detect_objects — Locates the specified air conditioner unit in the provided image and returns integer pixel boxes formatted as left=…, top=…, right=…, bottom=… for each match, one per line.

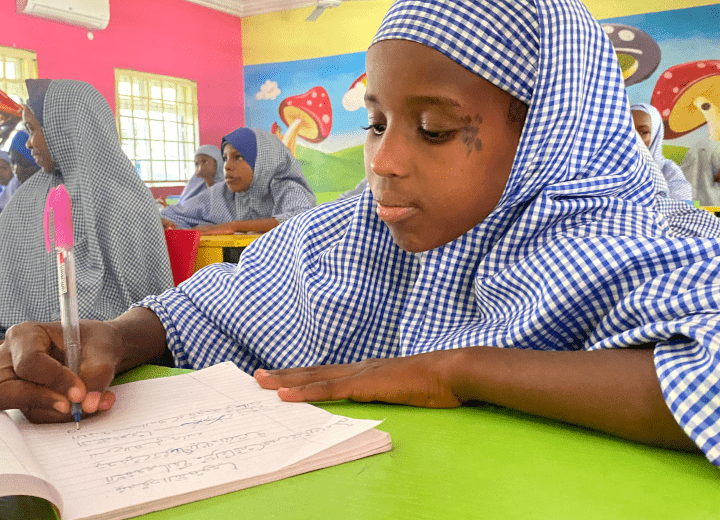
left=16, top=0, right=110, bottom=31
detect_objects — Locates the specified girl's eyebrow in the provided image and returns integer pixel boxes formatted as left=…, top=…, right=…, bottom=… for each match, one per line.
left=364, top=93, right=462, bottom=109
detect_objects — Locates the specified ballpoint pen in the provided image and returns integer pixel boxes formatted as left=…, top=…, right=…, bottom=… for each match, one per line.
left=44, top=184, right=82, bottom=430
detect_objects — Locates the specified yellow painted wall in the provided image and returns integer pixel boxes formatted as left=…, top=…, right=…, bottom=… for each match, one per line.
left=242, top=0, right=719, bottom=65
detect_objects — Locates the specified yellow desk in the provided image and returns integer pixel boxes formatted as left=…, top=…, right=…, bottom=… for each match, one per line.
left=700, top=205, right=720, bottom=217
left=193, top=234, right=262, bottom=272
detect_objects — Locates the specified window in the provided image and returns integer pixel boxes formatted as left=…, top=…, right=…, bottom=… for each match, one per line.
left=0, top=46, right=38, bottom=146
left=115, top=69, right=199, bottom=186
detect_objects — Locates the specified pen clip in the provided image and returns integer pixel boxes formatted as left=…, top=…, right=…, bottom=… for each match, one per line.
left=44, top=184, right=75, bottom=252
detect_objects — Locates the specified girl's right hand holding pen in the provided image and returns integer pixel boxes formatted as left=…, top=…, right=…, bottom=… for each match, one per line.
left=0, top=320, right=118, bottom=423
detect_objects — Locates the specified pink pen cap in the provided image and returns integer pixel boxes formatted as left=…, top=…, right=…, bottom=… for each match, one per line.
left=44, top=184, right=75, bottom=251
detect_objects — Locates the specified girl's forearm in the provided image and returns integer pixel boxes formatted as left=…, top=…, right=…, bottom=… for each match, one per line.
left=108, top=307, right=169, bottom=374
left=448, top=346, right=697, bottom=450
left=229, top=218, right=279, bottom=233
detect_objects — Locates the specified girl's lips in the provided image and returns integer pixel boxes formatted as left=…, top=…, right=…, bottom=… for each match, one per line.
left=376, top=203, right=413, bottom=223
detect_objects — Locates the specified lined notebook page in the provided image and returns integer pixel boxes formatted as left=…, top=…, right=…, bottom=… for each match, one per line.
left=12, top=362, right=385, bottom=520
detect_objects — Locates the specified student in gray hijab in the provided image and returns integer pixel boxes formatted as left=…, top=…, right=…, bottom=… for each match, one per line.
left=177, top=145, right=225, bottom=204
left=161, top=127, right=316, bottom=234
left=0, top=79, right=173, bottom=337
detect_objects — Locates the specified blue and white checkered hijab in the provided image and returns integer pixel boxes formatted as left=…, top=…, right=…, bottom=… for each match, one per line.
left=0, top=79, right=173, bottom=335
left=138, top=0, right=720, bottom=466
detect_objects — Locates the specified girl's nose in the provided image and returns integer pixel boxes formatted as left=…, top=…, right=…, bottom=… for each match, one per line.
left=369, top=127, right=410, bottom=179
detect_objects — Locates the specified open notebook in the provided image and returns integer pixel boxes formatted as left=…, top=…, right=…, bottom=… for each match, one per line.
left=0, top=362, right=392, bottom=520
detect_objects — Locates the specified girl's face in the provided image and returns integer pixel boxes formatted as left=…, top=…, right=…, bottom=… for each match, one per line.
left=195, top=153, right=218, bottom=186
left=364, top=40, right=524, bottom=252
left=22, top=106, right=56, bottom=173
left=0, top=159, right=12, bottom=185
left=632, top=110, right=653, bottom=148
left=223, top=143, right=254, bottom=193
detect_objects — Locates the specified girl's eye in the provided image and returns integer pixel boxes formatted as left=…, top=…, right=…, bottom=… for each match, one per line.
left=421, top=128, right=456, bottom=143
left=362, top=124, right=385, bottom=136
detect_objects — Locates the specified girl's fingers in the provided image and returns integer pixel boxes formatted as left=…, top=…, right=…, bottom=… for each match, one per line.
left=276, top=377, right=358, bottom=403
left=254, top=363, right=364, bottom=389
left=12, top=345, right=86, bottom=402
left=0, top=379, right=72, bottom=422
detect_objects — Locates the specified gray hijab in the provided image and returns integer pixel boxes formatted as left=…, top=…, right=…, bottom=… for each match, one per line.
left=0, top=79, right=173, bottom=336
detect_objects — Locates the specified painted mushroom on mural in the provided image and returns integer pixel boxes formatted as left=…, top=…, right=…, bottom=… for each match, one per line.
left=271, top=86, right=332, bottom=157
left=602, top=23, right=661, bottom=87
left=651, top=60, right=720, bottom=141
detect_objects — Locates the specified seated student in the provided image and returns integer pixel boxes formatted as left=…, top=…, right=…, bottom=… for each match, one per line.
left=160, top=127, right=316, bottom=235
left=178, top=145, right=225, bottom=204
left=631, top=103, right=692, bottom=201
left=0, top=150, right=12, bottom=195
left=155, top=145, right=224, bottom=208
left=4, top=0, right=720, bottom=470
left=0, top=78, right=173, bottom=337
left=680, top=132, right=720, bottom=206
left=0, top=131, right=41, bottom=212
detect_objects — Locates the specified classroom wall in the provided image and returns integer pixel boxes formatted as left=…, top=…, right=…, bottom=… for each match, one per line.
left=241, top=0, right=720, bottom=65
left=0, top=0, right=244, bottom=151
left=241, top=0, right=720, bottom=203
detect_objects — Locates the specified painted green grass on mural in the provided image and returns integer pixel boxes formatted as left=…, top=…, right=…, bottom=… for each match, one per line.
left=662, top=145, right=688, bottom=166
left=296, top=144, right=365, bottom=194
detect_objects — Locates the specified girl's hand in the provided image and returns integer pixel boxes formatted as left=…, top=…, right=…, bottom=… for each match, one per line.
left=0, top=321, right=120, bottom=423
left=254, top=350, right=464, bottom=408
left=161, top=218, right=177, bottom=230
left=194, top=222, right=239, bottom=235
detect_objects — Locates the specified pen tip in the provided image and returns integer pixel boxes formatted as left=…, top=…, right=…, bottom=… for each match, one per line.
left=76, top=422, right=80, bottom=430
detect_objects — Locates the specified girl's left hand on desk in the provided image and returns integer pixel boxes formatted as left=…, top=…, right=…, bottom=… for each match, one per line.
left=254, top=351, right=464, bottom=408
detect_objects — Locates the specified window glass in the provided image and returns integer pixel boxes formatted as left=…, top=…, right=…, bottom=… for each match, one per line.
left=115, top=69, right=199, bottom=186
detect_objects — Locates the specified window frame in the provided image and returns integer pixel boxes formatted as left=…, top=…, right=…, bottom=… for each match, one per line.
left=0, top=46, right=38, bottom=147
left=114, top=69, right=200, bottom=187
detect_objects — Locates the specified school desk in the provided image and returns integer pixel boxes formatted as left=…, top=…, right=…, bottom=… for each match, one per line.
left=2, top=364, right=718, bottom=520
left=193, top=234, right=262, bottom=272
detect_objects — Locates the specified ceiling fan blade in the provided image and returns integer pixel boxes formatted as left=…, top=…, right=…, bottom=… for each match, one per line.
left=305, top=5, right=328, bottom=21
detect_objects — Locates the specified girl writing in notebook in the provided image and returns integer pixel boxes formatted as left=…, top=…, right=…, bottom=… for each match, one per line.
left=160, top=127, right=316, bottom=235
left=3, top=0, right=720, bottom=468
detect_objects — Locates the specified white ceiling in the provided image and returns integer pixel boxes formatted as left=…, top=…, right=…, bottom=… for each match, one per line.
left=183, top=0, right=339, bottom=17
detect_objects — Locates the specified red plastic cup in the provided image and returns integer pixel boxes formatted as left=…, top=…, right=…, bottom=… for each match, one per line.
left=164, top=229, right=201, bottom=286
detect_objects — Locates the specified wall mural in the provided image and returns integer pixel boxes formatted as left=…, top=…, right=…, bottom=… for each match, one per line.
left=602, top=4, right=720, bottom=206
left=244, top=4, right=720, bottom=205
left=244, top=52, right=368, bottom=202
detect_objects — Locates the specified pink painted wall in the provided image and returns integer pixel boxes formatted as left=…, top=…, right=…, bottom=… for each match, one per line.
left=0, top=0, right=244, bottom=154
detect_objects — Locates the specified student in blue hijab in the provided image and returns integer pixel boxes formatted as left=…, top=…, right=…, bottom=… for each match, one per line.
left=0, top=131, right=40, bottom=212
left=4, top=0, right=720, bottom=470
left=161, top=127, right=316, bottom=234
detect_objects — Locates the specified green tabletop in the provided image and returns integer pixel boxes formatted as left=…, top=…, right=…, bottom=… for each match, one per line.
left=2, top=364, right=718, bottom=520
